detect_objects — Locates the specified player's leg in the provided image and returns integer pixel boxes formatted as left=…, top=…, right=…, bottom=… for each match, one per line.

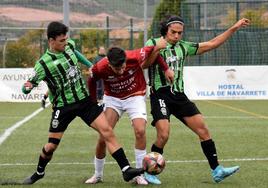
left=183, top=114, right=220, bottom=167
left=183, top=111, right=239, bottom=183
left=126, top=96, right=147, bottom=167
left=146, top=93, right=171, bottom=184
left=85, top=107, right=119, bottom=184
left=126, top=95, right=148, bottom=185
left=81, top=98, right=143, bottom=182
left=131, top=118, right=148, bottom=185
left=149, top=91, right=171, bottom=154
left=23, top=107, right=75, bottom=184
left=153, top=119, right=170, bottom=151
left=143, top=119, right=169, bottom=185
left=91, top=112, right=144, bottom=182
left=132, top=118, right=147, bottom=166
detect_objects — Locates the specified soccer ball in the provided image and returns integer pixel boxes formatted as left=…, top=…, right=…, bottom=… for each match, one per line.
left=142, top=152, right=165, bottom=175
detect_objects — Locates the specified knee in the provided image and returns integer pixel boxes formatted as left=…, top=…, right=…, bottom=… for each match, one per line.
left=45, top=143, right=58, bottom=153
left=157, top=131, right=169, bottom=144
left=42, top=143, right=58, bottom=159
left=100, top=125, right=116, bottom=142
left=99, top=123, right=113, bottom=135
left=134, top=127, right=146, bottom=140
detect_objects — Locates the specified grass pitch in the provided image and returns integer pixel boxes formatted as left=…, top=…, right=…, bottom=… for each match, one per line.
left=0, top=100, right=268, bottom=187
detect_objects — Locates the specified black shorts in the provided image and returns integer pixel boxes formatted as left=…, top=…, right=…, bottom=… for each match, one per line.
left=49, top=97, right=103, bottom=132
left=150, top=86, right=200, bottom=126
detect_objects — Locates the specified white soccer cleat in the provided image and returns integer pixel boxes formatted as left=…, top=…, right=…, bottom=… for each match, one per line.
left=134, top=175, right=148, bottom=185
left=85, top=175, right=103, bottom=184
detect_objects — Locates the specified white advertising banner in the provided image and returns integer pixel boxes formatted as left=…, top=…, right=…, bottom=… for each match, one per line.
left=1, top=66, right=268, bottom=102
left=0, top=68, right=48, bottom=102
left=184, top=66, right=268, bottom=100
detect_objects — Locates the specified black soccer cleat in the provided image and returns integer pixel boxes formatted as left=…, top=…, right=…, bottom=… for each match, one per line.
left=122, top=167, right=144, bottom=182
left=23, top=172, right=45, bottom=185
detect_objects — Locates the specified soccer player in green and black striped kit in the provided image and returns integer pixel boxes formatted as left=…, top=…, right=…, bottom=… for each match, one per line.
left=22, top=21, right=143, bottom=184
left=145, top=16, right=250, bottom=184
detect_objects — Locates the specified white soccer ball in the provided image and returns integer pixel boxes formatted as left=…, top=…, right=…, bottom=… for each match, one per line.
left=142, top=152, right=165, bottom=175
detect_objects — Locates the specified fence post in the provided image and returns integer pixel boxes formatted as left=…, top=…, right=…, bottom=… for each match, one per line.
left=106, top=16, right=110, bottom=49
left=2, top=38, right=7, bottom=68
left=197, top=3, right=201, bottom=65
left=96, top=32, right=99, bottom=49
left=143, top=0, right=148, bottom=45
left=63, top=0, right=70, bottom=37
left=236, top=2, right=240, bottom=21
left=129, top=18, right=133, bottom=50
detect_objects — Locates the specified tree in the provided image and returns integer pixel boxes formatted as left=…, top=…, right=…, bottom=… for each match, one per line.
left=242, top=6, right=268, bottom=28
left=79, top=29, right=106, bottom=60
left=224, top=6, right=268, bottom=28
left=5, top=29, right=45, bottom=68
left=150, top=0, right=185, bottom=37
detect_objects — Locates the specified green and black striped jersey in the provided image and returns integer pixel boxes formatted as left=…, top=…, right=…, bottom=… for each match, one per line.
left=146, top=38, right=198, bottom=93
left=27, top=39, right=89, bottom=107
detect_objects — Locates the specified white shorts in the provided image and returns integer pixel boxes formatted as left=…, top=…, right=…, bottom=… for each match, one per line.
left=103, top=95, right=147, bottom=121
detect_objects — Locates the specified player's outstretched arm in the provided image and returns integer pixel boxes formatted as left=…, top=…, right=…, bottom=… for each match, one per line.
left=197, top=18, right=250, bottom=55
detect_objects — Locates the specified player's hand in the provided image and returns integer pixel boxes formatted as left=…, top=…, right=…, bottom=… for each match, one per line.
left=155, top=37, right=167, bottom=50
left=165, top=69, right=174, bottom=84
left=24, top=81, right=33, bottom=91
left=234, top=18, right=250, bottom=30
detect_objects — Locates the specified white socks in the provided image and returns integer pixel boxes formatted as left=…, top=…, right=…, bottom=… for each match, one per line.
left=94, top=156, right=105, bottom=177
left=94, top=149, right=146, bottom=177
left=135, top=149, right=146, bottom=168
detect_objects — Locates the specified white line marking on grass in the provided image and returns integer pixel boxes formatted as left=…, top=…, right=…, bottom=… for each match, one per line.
left=121, top=115, right=261, bottom=120
left=205, top=101, right=268, bottom=119
left=0, top=114, right=264, bottom=120
left=1, top=157, right=268, bottom=166
left=0, top=105, right=48, bottom=145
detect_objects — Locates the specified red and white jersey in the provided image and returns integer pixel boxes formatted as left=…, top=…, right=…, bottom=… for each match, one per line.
left=88, top=46, right=155, bottom=99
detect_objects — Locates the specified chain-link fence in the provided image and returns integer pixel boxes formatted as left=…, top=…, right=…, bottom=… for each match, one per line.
left=180, top=0, right=268, bottom=66
left=0, top=0, right=267, bottom=68
left=0, top=0, right=161, bottom=67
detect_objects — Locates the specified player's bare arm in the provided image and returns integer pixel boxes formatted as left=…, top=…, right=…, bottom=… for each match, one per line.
left=142, top=37, right=167, bottom=69
left=197, top=18, right=250, bottom=55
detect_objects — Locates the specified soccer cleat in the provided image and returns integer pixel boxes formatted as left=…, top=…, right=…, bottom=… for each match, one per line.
left=212, top=165, right=240, bottom=183
left=23, top=172, right=45, bottom=185
left=134, top=175, right=148, bottom=185
left=122, top=167, right=144, bottom=182
left=85, top=175, right=103, bottom=184
left=144, top=172, right=161, bottom=185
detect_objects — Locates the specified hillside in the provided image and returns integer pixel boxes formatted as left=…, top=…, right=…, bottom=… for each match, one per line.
left=0, top=0, right=160, bottom=28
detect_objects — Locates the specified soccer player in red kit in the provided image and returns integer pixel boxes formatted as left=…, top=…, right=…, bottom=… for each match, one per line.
left=85, top=38, right=173, bottom=185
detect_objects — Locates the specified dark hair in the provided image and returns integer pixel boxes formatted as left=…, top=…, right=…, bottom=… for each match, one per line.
left=107, top=47, right=126, bottom=67
left=47, top=21, right=68, bottom=39
left=160, top=15, right=184, bottom=37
